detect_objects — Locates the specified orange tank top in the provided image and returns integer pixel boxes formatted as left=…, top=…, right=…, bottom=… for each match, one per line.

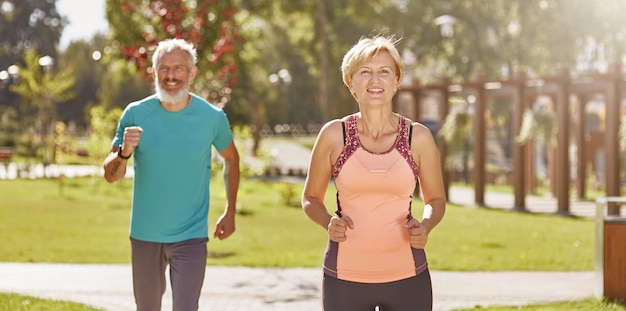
left=323, top=114, right=427, bottom=283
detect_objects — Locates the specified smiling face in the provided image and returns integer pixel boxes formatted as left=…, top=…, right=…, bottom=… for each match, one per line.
left=348, top=50, right=398, bottom=106
left=153, top=48, right=197, bottom=105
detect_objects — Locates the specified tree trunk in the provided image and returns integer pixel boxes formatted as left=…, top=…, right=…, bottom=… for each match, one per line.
left=315, top=0, right=330, bottom=121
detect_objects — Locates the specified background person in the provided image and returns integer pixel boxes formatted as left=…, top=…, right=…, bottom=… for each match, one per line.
left=103, top=38, right=240, bottom=311
left=301, top=34, right=446, bottom=311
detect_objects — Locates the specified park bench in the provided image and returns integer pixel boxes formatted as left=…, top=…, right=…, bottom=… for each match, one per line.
left=0, top=147, right=13, bottom=164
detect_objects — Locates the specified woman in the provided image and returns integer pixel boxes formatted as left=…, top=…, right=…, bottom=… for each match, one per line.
left=301, top=35, right=446, bottom=311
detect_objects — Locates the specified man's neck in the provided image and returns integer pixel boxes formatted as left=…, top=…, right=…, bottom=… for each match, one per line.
left=160, top=94, right=191, bottom=112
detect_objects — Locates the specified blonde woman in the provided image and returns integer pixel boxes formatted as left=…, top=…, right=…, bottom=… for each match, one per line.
left=302, top=35, right=446, bottom=310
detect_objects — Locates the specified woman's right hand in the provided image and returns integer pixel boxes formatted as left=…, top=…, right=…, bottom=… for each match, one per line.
left=328, top=215, right=354, bottom=242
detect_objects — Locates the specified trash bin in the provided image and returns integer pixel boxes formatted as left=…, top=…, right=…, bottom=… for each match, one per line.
left=596, top=197, right=626, bottom=304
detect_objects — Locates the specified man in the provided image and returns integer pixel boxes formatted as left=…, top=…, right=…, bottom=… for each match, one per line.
left=103, top=38, right=240, bottom=311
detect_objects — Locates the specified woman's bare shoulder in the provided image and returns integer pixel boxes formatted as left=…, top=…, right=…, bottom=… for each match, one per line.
left=319, top=118, right=346, bottom=137
left=314, top=118, right=348, bottom=148
left=408, top=119, right=437, bottom=144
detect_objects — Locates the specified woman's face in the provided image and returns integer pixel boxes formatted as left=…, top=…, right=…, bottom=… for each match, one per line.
left=349, top=50, right=398, bottom=106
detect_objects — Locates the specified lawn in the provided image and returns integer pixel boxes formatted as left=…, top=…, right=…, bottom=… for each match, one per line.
left=0, top=176, right=617, bottom=311
left=0, top=177, right=595, bottom=270
left=0, top=293, right=103, bottom=311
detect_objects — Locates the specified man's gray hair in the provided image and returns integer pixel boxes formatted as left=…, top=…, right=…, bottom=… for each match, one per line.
left=152, top=38, right=197, bottom=68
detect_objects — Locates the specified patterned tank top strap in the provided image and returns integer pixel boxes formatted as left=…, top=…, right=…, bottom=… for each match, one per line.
left=395, top=116, right=419, bottom=180
left=332, top=114, right=360, bottom=178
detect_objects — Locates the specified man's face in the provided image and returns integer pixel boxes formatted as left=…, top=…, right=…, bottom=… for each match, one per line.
left=153, top=49, right=197, bottom=103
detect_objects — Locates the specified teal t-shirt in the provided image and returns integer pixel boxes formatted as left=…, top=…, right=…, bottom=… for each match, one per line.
left=112, top=93, right=233, bottom=243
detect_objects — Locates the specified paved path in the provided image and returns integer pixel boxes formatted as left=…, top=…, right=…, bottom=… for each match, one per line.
left=0, top=263, right=596, bottom=311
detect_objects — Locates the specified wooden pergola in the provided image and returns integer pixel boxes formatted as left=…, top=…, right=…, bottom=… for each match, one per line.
left=401, top=63, right=626, bottom=215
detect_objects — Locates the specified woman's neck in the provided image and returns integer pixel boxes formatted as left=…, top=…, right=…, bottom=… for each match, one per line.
left=357, top=109, right=397, bottom=138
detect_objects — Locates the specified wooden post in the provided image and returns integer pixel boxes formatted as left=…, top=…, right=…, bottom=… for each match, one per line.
left=525, top=94, right=537, bottom=194
left=554, top=67, right=571, bottom=215
left=438, top=77, right=451, bottom=200
left=471, top=72, right=487, bottom=206
left=604, top=63, right=622, bottom=215
left=603, top=219, right=626, bottom=303
left=510, top=70, right=528, bottom=211
left=575, top=94, right=587, bottom=200
left=412, top=77, right=422, bottom=122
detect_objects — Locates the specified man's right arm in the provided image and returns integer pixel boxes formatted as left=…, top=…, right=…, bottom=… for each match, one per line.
left=103, top=125, right=142, bottom=183
left=103, top=146, right=128, bottom=183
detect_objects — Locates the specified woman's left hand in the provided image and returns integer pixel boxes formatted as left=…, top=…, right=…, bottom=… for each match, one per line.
left=406, top=218, right=428, bottom=249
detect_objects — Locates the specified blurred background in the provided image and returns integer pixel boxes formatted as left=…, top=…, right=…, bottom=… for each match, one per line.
left=1, top=0, right=625, bottom=195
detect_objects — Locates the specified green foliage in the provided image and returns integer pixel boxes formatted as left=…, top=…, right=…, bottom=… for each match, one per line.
left=279, top=182, right=299, bottom=207
left=10, top=48, right=75, bottom=108
left=438, top=108, right=473, bottom=155
left=0, top=292, right=103, bottom=311
left=57, top=39, right=110, bottom=126
left=0, top=0, right=65, bottom=123
left=4, top=0, right=626, bottom=138
left=106, top=0, right=240, bottom=106
left=232, top=9, right=321, bottom=127
left=231, top=126, right=271, bottom=176
left=0, top=178, right=595, bottom=271
left=619, top=115, right=626, bottom=153
left=517, top=109, right=556, bottom=146
left=54, top=121, right=77, bottom=166
left=86, top=105, right=123, bottom=165
left=95, top=59, right=154, bottom=112
left=9, top=47, right=75, bottom=164
left=0, top=106, right=18, bottom=146
left=0, top=0, right=62, bottom=65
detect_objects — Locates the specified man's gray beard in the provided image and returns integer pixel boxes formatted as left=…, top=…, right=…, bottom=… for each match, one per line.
left=155, top=82, right=190, bottom=104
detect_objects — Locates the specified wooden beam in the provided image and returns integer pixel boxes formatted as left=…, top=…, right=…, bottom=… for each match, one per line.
left=438, top=78, right=451, bottom=200
left=552, top=67, right=571, bottom=214
left=576, top=94, right=588, bottom=200
left=471, top=73, right=487, bottom=206
left=508, top=70, right=528, bottom=210
left=604, top=64, right=622, bottom=215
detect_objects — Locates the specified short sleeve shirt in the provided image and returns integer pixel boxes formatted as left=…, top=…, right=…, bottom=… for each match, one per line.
left=112, top=93, right=233, bottom=243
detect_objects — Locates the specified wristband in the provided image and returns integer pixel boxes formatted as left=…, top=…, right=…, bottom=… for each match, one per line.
left=117, top=147, right=132, bottom=159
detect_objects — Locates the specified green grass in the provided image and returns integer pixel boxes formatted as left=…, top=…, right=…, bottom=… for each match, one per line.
left=0, top=177, right=615, bottom=310
left=456, top=297, right=626, bottom=310
left=0, top=177, right=595, bottom=270
left=429, top=205, right=593, bottom=271
left=0, top=292, right=103, bottom=311
left=0, top=177, right=132, bottom=263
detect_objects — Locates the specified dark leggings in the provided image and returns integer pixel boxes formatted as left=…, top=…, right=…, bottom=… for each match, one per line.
left=323, top=270, right=433, bottom=311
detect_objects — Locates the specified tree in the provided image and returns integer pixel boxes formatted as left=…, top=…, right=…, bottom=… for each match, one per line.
left=385, top=0, right=626, bottom=84
left=105, top=0, right=241, bottom=107
left=10, top=47, right=75, bottom=164
left=56, top=38, right=107, bottom=126
left=57, top=35, right=153, bottom=126
left=0, top=0, right=63, bottom=67
left=0, top=0, right=65, bottom=119
left=0, top=105, right=18, bottom=146
left=86, top=105, right=123, bottom=165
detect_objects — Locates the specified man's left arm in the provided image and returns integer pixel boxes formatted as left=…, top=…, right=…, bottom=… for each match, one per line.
left=213, top=141, right=240, bottom=240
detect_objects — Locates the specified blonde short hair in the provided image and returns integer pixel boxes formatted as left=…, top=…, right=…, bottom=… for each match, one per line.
left=341, top=35, right=404, bottom=89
